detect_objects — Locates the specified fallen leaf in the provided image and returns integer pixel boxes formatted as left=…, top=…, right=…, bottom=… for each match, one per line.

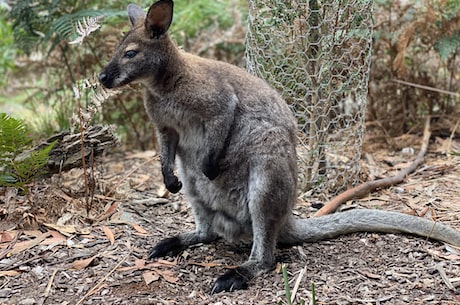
left=72, top=255, right=98, bottom=270
left=0, top=270, right=21, bottom=277
left=22, top=230, right=43, bottom=238
left=117, top=259, right=175, bottom=272
left=96, top=202, right=120, bottom=222
left=102, top=225, right=115, bottom=246
left=130, top=223, right=148, bottom=235
left=39, top=233, right=67, bottom=246
left=109, top=210, right=124, bottom=222
left=43, top=223, right=77, bottom=236
left=142, top=271, right=160, bottom=285
left=0, top=231, right=16, bottom=243
left=7, top=232, right=51, bottom=257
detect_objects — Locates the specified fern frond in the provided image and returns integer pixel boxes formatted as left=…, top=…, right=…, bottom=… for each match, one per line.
left=0, top=113, right=55, bottom=190
left=91, top=84, right=120, bottom=106
left=50, top=9, right=124, bottom=39
left=0, top=113, right=31, bottom=161
left=434, top=32, right=460, bottom=61
left=12, top=140, right=56, bottom=184
left=69, top=16, right=104, bottom=45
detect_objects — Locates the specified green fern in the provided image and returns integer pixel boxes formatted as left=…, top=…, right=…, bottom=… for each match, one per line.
left=434, top=33, right=460, bottom=62
left=7, top=0, right=125, bottom=54
left=0, top=113, right=55, bottom=190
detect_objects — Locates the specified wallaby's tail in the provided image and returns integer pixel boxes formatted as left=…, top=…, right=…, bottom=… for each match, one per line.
left=280, top=209, right=460, bottom=247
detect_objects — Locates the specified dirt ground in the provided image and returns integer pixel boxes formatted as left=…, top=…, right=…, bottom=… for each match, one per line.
left=1, top=132, right=460, bottom=305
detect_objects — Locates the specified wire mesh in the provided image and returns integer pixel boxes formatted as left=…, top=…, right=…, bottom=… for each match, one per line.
left=245, top=0, right=373, bottom=199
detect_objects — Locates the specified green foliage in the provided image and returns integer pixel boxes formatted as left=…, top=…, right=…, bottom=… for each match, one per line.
left=0, top=11, right=18, bottom=86
left=172, top=0, right=237, bottom=45
left=0, top=113, right=55, bottom=190
left=281, top=264, right=292, bottom=305
left=434, top=34, right=460, bottom=62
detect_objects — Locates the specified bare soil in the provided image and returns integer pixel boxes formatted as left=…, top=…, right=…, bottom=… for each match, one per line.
left=1, top=134, right=459, bottom=305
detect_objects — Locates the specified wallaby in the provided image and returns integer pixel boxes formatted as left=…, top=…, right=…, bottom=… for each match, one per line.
left=99, top=0, right=460, bottom=294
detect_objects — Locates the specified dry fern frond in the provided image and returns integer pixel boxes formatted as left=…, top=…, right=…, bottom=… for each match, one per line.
left=91, top=84, right=120, bottom=106
left=69, top=16, right=104, bottom=45
left=393, top=24, right=416, bottom=76
left=441, top=15, right=460, bottom=36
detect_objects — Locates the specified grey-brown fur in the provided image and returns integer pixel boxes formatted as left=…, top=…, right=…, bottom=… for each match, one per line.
left=99, top=0, right=460, bottom=294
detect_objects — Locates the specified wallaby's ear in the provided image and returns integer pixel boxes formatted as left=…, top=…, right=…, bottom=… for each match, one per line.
left=127, top=4, right=146, bottom=28
left=145, top=0, right=173, bottom=39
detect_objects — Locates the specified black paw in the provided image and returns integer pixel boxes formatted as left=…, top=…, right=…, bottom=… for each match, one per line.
left=148, top=236, right=184, bottom=259
left=202, top=154, right=220, bottom=180
left=164, top=175, right=182, bottom=193
left=211, top=269, right=249, bottom=294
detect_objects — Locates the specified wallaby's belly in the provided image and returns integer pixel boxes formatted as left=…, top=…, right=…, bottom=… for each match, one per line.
left=175, top=120, right=296, bottom=242
left=176, top=151, right=253, bottom=242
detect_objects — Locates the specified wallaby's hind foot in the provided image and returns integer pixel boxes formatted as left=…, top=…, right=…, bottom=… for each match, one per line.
left=211, top=258, right=276, bottom=294
left=211, top=268, right=250, bottom=294
left=148, top=236, right=184, bottom=259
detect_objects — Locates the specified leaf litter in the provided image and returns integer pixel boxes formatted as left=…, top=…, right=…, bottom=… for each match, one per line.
left=0, top=137, right=459, bottom=304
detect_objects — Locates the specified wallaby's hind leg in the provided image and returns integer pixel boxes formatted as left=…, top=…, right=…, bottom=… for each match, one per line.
left=149, top=199, right=218, bottom=258
left=210, top=217, right=278, bottom=294
left=211, top=160, right=294, bottom=294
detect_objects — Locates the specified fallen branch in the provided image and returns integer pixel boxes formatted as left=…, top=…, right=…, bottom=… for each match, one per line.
left=314, top=116, right=431, bottom=217
left=26, top=125, right=118, bottom=176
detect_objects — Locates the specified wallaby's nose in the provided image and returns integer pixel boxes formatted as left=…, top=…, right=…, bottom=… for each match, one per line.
left=98, top=72, right=107, bottom=83
left=98, top=71, right=112, bottom=89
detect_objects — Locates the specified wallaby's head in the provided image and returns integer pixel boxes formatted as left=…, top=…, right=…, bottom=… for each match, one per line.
left=99, top=0, right=174, bottom=89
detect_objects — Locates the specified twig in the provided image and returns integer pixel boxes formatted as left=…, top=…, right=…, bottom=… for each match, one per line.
left=314, top=116, right=431, bottom=217
left=435, top=263, right=455, bottom=290
left=89, top=148, right=96, bottom=212
left=44, top=269, right=57, bottom=300
left=76, top=95, right=90, bottom=215
left=75, top=251, right=131, bottom=305
left=391, top=79, right=460, bottom=97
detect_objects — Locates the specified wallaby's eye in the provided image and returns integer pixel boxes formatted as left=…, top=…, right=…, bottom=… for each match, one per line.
left=124, top=50, right=138, bottom=59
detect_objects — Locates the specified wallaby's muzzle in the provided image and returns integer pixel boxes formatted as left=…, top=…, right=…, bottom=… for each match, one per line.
left=98, top=62, right=121, bottom=89
left=98, top=69, right=114, bottom=89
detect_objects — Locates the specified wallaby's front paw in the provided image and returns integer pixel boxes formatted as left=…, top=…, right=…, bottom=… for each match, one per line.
left=210, top=269, right=249, bottom=294
left=164, top=175, right=182, bottom=193
left=202, top=154, right=220, bottom=180
left=148, top=236, right=184, bottom=259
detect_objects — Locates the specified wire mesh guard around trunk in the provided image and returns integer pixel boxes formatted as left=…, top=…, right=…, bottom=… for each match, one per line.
left=245, top=0, right=373, bottom=199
